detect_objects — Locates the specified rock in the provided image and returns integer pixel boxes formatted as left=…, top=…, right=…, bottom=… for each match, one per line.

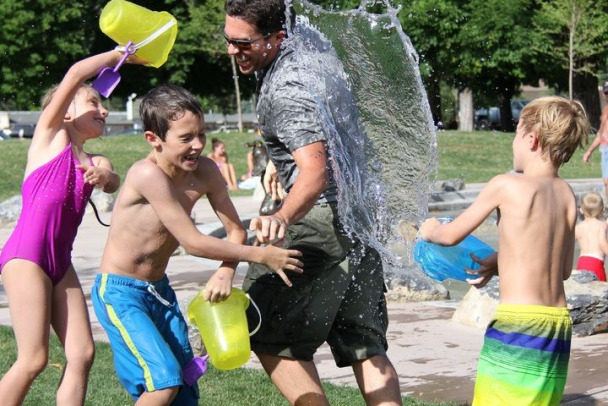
left=440, top=179, right=465, bottom=192
left=86, top=189, right=115, bottom=213
left=0, top=195, right=21, bottom=226
left=566, top=271, right=608, bottom=336
left=451, top=271, right=608, bottom=336
left=451, top=278, right=499, bottom=329
left=386, top=265, right=449, bottom=302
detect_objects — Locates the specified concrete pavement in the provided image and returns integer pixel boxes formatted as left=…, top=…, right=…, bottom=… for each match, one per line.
left=1, top=180, right=607, bottom=405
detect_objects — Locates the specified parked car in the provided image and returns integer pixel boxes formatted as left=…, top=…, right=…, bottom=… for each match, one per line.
left=474, top=98, right=530, bottom=131
left=4, top=123, right=36, bottom=138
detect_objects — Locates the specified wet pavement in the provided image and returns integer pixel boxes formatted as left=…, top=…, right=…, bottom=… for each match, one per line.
left=1, top=180, right=607, bottom=405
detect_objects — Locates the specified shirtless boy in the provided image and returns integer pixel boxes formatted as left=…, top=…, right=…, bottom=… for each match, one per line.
left=575, top=192, right=608, bottom=281
left=91, top=84, right=302, bottom=406
left=420, top=96, right=590, bottom=405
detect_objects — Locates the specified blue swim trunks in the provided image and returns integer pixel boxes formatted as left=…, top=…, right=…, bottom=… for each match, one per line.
left=91, top=273, right=199, bottom=405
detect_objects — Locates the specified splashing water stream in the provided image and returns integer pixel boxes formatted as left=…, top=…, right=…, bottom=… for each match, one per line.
left=287, top=0, right=437, bottom=281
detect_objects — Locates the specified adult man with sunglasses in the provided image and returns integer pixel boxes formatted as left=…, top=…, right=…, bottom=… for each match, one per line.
left=223, top=0, right=403, bottom=405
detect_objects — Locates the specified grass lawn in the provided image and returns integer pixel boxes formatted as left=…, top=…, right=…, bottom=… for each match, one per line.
left=436, top=130, right=600, bottom=182
left=0, top=325, right=464, bottom=405
left=0, top=131, right=259, bottom=202
left=0, top=130, right=601, bottom=202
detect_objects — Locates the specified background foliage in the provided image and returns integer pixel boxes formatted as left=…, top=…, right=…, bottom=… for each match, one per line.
left=1, top=0, right=608, bottom=127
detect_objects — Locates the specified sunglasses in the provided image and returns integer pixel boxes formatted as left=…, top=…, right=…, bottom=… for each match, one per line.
left=222, top=28, right=273, bottom=50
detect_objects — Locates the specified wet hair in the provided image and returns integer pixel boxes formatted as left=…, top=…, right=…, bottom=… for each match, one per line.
left=580, top=192, right=604, bottom=218
left=225, top=0, right=296, bottom=34
left=41, top=84, right=94, bottom=110
left=518, top=96, right=590, bottom=168
left=139, top=84, right=204, bottom=141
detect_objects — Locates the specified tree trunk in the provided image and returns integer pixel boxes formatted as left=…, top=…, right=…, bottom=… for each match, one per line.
left=573, top=71, right=601, bottom=132
left=425, top=78, right=442, bottom=128
left=499, top=87, right=515, bottom=133
left=458, top=88, right=473, bottom=132
left=231, top=55, right=243, bottom=133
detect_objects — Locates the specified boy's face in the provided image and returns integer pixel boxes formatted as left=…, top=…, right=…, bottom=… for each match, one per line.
left=224, top=15, right=284, bottom=75
left=153, top=111, right=206, bottom=172
left=69, top=87, right=108, bottom=138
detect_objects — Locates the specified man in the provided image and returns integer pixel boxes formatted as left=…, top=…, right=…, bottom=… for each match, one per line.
left=223, top=0, right=403, bottom=405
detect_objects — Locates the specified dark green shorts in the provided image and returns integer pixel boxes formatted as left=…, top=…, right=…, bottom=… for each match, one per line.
left=243, top=203, right=388, bottom=367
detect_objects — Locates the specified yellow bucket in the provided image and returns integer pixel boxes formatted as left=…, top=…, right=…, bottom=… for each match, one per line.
left=99, top=0, right=178, bottom=68
left=187, top=288, right=260, bottom=370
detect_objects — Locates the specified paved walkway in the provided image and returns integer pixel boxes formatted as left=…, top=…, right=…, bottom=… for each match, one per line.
left=1, top=181, right=607, bottom=405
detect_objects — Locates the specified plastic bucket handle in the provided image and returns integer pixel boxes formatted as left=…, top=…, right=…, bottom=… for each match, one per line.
left=245, top=293, right=262, bottom=336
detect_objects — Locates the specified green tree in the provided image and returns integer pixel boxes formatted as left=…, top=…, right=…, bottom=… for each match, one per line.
left=457, top=0, right=538, bottom=132
left=532, top=0, right=608, bottom=129
left=533, top=0, right=608, bottom=99
left=0, top=0, right=102, bottom=109
left=398, top=0, right=466, bottom=127
left=0, top=0, right=241, bottom=112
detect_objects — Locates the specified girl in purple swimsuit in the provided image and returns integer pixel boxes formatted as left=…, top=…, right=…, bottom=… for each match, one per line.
left=0, top=51, right=144, bottom=405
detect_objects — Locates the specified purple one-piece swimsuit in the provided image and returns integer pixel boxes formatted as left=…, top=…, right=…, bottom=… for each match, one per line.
left=0, top=143, right=93, bottom=285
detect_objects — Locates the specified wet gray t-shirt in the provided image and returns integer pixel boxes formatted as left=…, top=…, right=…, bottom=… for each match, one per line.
left=255, top=38, right=338, bottom=204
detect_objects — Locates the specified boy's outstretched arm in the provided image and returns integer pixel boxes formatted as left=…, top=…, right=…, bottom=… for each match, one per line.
left=420, top=175, right=505, bottom=246
left=131, top=161, right=303, bottom=284
left=203, top=164, right=248, bottom=302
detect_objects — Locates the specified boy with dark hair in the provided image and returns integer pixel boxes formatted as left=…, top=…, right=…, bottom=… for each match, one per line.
left=92, top=83, right=302, bottom=406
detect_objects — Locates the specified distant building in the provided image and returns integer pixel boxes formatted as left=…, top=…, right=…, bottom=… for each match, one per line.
left=0, top=109, right=258, bottom=137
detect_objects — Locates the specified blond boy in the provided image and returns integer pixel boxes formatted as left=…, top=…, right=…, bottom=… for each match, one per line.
left=420, top=96, right=590, bottom=405
left=574, top=192, right=608, bottom=281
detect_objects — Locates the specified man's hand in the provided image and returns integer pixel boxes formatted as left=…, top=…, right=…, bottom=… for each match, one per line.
left=263, top=160, right=286, bottom=201
left=249, top=214, right=288, bottom=244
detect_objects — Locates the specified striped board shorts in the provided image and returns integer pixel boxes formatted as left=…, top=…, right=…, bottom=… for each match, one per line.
left=472, top=304, right=572, bottom=406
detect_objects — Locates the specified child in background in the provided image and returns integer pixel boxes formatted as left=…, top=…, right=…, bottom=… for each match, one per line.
left=92, top=84, right=302, bottom=405
left=420, top=96, right=590, bottom=406
left=0, top=50, right=143, bottom=405
left=207, top=137, right=238, bottom=190
left=574, top=192, right=608, bottom=281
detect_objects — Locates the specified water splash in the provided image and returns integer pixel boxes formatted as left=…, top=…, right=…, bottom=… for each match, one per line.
left=287, top=0, right=437, bottom=277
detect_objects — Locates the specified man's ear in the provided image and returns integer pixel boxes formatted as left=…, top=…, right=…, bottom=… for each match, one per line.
left=144, top=131, right=161, bottom=148
left=275, top=30, right=287, bottom=47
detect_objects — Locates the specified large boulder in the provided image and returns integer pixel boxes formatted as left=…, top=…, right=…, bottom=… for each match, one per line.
left=452, top=271, right=608, bottom=336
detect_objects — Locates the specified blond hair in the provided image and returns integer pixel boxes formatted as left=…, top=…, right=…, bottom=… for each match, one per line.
left=41, top=84, right=93, bottom=110
left=518, top=96, right=590, bottom=167
left=580, top=192, right=604, bottom=218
